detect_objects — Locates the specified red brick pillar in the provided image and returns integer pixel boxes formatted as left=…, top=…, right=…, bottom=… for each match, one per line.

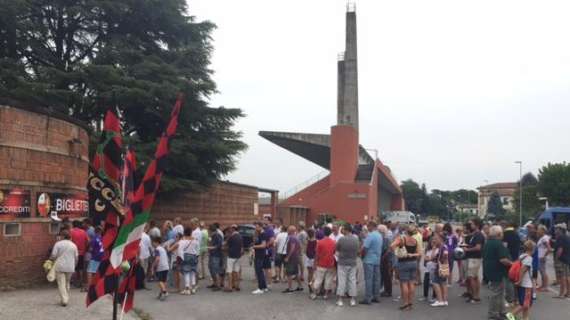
left=330, top=125, right=358, bottom=186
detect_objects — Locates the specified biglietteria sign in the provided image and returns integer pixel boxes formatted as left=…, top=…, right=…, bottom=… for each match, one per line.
left=37, top=192, right=88, bottom=219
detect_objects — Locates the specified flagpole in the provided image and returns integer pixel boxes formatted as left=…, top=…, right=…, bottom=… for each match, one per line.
left=112, top=278, right=119, bottom=320
left=119, top=291, right=128, bottom=320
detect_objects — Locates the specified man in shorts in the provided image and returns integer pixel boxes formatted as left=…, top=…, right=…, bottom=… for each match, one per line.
left=262, top=222, right=275, bottom=286
left=207, top=224, right=223, bottom=291
left=273, top=225, right=288, bottom=283
left=86, top=227, right=104, bottom=288
left=225, top=225, right=243, bottom=292
left=310, top=226, right=336, bottom=300
left=282, top=226, right=303, bottom=293
left=463, top=218, right=485, bottom=304
left=554, top=223, right=570, bottom=298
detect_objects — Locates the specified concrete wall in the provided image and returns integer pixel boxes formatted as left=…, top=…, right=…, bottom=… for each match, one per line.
left=153, top=181, right=260, bottom=227
left=0, top=105, right=89, bottom=288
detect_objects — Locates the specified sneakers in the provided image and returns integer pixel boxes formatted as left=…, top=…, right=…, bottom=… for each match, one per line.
left=430, top=301, right=446, bottom=307
left=191, top=287, right=197, bottom=294
left=350, top=298, right=356, bottom=307
left=252, top=289, right=265, bottom=295
left=310, top=293, right=317, bottom=300
left=336, top=299, right=344, bottom=307
left=468, top=298, right=481, bottom=304
left=282, top=288, right=295, bottom=294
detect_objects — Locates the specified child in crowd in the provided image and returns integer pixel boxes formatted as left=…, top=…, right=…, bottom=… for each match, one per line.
left=507, top=240, right=536, bottom=320
left=152, top=237, right=170, bottom=301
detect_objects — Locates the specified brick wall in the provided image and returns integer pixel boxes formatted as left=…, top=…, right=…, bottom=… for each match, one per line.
left=153, top=181, right=260, bottom=228
left=0, top=222, right=58, bottom=288
left=0, top=105, right=89, bottom=189
left=0, top=105, right=88, bottom=288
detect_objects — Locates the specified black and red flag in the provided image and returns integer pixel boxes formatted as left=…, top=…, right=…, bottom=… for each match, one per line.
left=86, top=107, right=125, bottom=308
left=87, top=96, right=184, bottom=313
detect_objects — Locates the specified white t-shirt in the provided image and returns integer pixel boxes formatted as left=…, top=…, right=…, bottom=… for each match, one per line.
left=139, top=232, right=152, bottom=260
left=155, top=246, right=170, bottom=272
left=426, top=248, right=438, bottom=273
left=178, top=238, right=200, bottom=257
left=275, top=231, right=288, bottom=255
left=519, top=254, right=533, bottom=288
left=330, top=232, right=344, bottom=242
left=192, top=228, right=202, bottom=249
left=51, top=240, right=78, bottom=273
left=537, top=235, right=550, bottom=259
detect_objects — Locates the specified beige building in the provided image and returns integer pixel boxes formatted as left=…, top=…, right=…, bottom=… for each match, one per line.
left=477, top=182, right=518, bottom=218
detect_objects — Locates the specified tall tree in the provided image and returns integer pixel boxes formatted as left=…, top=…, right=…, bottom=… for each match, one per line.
left=538, top=163, right=570, bottom=206
left=0, top=0, right=247, bottom=191
left=401, top=179, right=425, bottom=215
left=487, top=192, right=506, bottom=219
left=512, top=172, right=542, bottom=222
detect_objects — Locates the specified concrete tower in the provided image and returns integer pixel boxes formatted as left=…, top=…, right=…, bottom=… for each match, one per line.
left=259, top=5, right=404, bottom=224
left=337, top=6, right=358, bottom=130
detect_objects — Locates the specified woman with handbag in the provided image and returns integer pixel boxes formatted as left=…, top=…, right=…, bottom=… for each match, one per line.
left=390, top=225, right=421, bottom=311
left=430, top=233, right=450, bottom=307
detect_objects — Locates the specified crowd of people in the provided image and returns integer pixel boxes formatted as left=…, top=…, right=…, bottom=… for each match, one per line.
left=46, top=215, right=570, bottom=320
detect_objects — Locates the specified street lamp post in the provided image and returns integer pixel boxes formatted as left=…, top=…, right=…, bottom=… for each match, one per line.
left=515, top=161, right=522, bottom=227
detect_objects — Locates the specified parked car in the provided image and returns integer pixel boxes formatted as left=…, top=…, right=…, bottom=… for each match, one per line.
left=238, top=224, right=256, bottom=249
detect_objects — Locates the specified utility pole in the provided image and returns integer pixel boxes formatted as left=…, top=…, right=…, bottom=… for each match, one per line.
left=515, top=161, right=523, bottom=226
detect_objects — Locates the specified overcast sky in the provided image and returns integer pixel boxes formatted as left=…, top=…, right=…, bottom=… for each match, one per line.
left=189, top=0, right=570, bottom=194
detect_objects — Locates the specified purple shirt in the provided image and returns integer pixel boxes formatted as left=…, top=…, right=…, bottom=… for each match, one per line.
left=286, top=235, right=300, bottom=264
left=90, top=234, right=104, bottom=262
left=263, top=227, right=275, bottom=256
left=316, top=228, right=325, bottom=240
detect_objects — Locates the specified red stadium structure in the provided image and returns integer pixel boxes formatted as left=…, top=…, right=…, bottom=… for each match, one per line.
left=260, top=6, right=404, bottom=225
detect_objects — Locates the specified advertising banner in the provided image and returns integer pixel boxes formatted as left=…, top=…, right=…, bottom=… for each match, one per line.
left=0, top=189, right=31, bottom=220
left=37, top=192, right=88, bottom=220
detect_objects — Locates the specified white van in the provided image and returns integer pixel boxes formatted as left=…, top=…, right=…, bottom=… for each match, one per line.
left=383, top=211, right=417, bottom=225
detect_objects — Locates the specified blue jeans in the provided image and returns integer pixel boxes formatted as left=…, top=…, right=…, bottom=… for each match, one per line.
left=254, top=258, right=267, bottom=290
left=363, top=263, right=380, bottom=302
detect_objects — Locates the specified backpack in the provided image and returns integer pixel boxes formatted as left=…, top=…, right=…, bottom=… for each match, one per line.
left=508, top=254, right=527, bottom=283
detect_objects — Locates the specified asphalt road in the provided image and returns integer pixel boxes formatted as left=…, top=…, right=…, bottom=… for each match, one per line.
left=133, top=258, right=570, bottom=320
left=0, top=286, right=137, bottom=320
